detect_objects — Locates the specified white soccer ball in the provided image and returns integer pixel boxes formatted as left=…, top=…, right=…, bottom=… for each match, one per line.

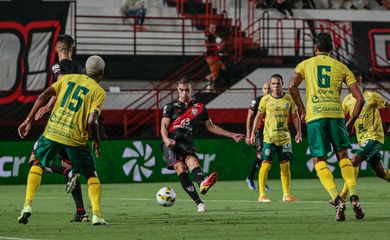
left=156, top=187, right=176, bottom=207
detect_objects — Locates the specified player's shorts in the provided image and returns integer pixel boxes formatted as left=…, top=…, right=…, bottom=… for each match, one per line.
left=307, top=118, right=351, bottom=158
left=254, top=129, right=263, bottom=159
left=161, top=140, right=198, bottom=170
left=261, top=142, right=293, bottom=161
left=33, top=136, right=96, bottom=176
left=356, top=139, right=383, bottom=168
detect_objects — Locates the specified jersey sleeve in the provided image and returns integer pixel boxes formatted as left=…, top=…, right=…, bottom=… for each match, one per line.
left=89, top=89, right=106, bottom=115
left=259, top=96, right=266, bottom=113
left=372, top=92, right=387, bottom=109
left=249, top=98, right=258, bottom=111
left=294, top=61, right=305, bottom=79
left=162, top=103, right=173, bottom=119
left=343, top=66, right=356, bottom=87
left=51, top=63, right=63, bottom=82
left=200, top=105, right=210, bottom=121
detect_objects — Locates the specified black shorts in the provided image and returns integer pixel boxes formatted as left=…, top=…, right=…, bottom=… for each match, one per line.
left=161, top=140, right=198, bottom=170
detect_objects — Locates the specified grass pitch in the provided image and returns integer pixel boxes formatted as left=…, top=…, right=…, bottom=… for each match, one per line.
left=1, top=177, right=390, bottom=240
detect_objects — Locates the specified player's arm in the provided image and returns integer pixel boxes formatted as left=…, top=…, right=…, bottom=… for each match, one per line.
left=292, top=109, right=302, bottom=144
left=161, top=117, right=175, bottom=148
left=205, top=119, right=244, bottom=142
left=289, top=72, right=306, bottom=121
left=18, top=86, right=56, bottom=138
left=346, top=83, right=365, bottom=129
left=88, top=111, right=101, bottom=158
left=245, top=109, right=255, bottom=145
left=35, top=74, right=63, bottom=120
left=250, top=111, right=264, bottom=145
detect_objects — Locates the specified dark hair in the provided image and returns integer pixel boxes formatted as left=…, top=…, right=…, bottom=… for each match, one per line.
left=315, top=32, right=333, bottom=53
left=57, top=34, right=74, bottom=49
left=176, top=76, right=192, bottom=85
left=270, top=74, right=283, bottom=82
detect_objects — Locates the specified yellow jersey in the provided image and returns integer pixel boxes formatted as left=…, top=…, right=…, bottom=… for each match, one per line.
left=43, top=74, right=106, bottom=146
left=259, top=93, right=297, bottom=146
left=295, top=54, right=356, bottom=123
left=342, top=91, right=386, bottom=145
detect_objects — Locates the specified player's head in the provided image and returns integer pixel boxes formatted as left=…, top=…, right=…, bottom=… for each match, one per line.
left=56, top=34, right=74, bottom=55
left=269, top=74, right=283, bottom=93
left=177, top=76, right=192, bottom=102
left=209, top=23, right=216, bottom=34
left=262, top=82, right=270, bottom=96
left=315, top=32, right=333, bottom=54
left=353, top=70, right=363, bottom=89
left=85, top=55, right=105, bottom=82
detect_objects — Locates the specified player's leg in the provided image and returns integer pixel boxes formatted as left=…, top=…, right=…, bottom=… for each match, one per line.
left=19, top=136, right=60, bottom=224
left=279, top=144, right=297, bottom=202
left=185, top=155, right=217, bottom=195
left=246, top=131, right=263, bottom=190
left=340, top=153, right=361, bottom=199
left=258, top=143, right=272, bottom=202
left=66, top=145, right=106, bottom=225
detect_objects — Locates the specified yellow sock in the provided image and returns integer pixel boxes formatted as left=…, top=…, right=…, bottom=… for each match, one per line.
left=340, top=166, right=359, bottom=197
left=258, top=162, right=271, bottom=197
left=384, top=170, right=390, bottom=182
left=339, top=158, right=357, bottom=196
left=280, top=162, right=291, bottom=197
left=314, top=161, right=338, bottom=201
left=88, top=177, right=102, bottom=217
left=24, top=166, right=43, bottom=207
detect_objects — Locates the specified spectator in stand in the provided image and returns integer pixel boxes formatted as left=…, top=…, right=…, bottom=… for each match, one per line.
left=120, top=0, right=147, bottom=30
left=205, top=23, right=226, bottom=93
left=340, top=0, right=370, bottom=9
left=302, top=0, right=316, bottom=9
left=272, top=0, right=294, bottom=18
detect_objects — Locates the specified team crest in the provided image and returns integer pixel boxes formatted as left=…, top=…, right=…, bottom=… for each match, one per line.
left=192, top=108, right=198, bottom=115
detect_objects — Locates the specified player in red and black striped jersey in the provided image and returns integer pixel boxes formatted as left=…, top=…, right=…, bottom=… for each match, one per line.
left=245, top=82, right=270, bottom=191
left=161, top=76, right=244, bottom=212
left=32, top=34, right=89, bottom=222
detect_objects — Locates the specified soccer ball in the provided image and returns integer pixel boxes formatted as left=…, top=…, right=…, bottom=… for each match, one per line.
left=156, top=187, right=176, bottom=207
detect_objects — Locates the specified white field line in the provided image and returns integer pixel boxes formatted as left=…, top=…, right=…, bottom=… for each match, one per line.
left=0, top=237, right=44, bottom=240
left=1, top=195, right=388, bottom=205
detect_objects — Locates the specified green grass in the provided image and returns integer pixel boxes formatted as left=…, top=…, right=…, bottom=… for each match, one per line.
left=1, top=177, right=390, bottom=240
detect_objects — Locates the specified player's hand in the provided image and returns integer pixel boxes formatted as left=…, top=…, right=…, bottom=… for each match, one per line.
left=245, top=136, right=251, bottom=145
left=299, top=108, right=306, bottom=123
left=163, top=138, right=176, bottom=148
left=92, top=140, right=100, bottom=158
left=250, top=134, right=256, bottom=145
left=18, top=119, right=32, bottom=138
left=232, top=133, right=245, bottom=143
left=35, top=106, right=51, bottom=120
left=387, top=126, right=390, bottom=133
left=295, top=132, right=302, bottom=144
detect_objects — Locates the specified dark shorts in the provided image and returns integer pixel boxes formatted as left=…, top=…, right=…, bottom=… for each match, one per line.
left=307, top=118, right=351, bottom=158
left=33, top=136, right=96, bottom=177
left=356, top=140, right=383, bottom=168
left=161, top=140, right=198, bottom=170
left=254, top=130, right=263, bottom=159
left=261, top=142, right=293, bottom=162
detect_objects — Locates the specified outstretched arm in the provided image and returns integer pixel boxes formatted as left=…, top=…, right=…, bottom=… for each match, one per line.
left=347, top=82, right=365, bottom=129
left=205, top=119, right=244, bottom=142
left=18, top=86, right=56, bottom=138
left=289, top=72, right=306, bottom=122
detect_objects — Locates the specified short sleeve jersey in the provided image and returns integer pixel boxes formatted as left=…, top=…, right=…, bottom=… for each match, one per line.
left=295, top=55, right=356, bottom=123
left=43, top=74, right=106, bottom=146
left=342, top=91, right=386, bottom=145
left=249, top=96, right=265, bottom=130
left=162, top=100, right=209, bottom=143
left=51, top=59, right=83, bottom=82
left=259, top=93, right=297, bottom=146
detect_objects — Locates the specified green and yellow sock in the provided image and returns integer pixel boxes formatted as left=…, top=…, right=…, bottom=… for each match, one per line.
left=339, top=158, right=357, bottom=196
left=314, top=161, right=338, bottom=201
left=24, top=166, right=43, bottom=207
left=88, top=177, right=101, bottom=217
left=280, top=162, right=291, bottom=197
left=258, top=162, right=271, bottom=197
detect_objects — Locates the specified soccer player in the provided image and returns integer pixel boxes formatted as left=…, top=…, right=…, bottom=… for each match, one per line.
left=161, top=76, right=244, bottom=212
left=289, top=32, right=365, bottom=221
left=17, top=55, right=107, bottom=225
left=245, top=82, right=271, bottom=191
left=340, top=71, right=390, bottom=198
left=250, top=74, right=301, bottom=203
left=34, top=34, right=89, bottom=222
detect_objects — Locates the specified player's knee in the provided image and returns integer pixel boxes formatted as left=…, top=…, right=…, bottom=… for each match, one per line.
left=173, top=163, right=186, bottom=175
left=336, top=149, right=348, bottom=160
